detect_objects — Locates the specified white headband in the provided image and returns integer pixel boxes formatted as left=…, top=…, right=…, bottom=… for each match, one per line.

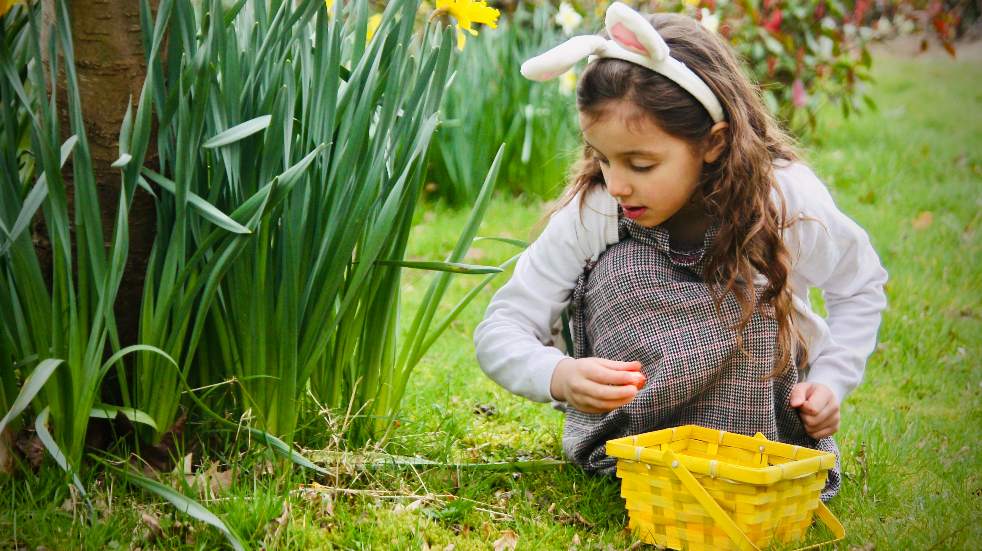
left=520, top=2, right=725, bottom=123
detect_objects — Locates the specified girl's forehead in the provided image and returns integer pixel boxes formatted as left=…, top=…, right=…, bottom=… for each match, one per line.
left=579, top=102, right=671, bottom=142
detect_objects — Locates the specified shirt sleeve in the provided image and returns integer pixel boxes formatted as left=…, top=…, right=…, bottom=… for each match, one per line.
left=473, top=193, right=598, bottom=403
left=783, top=163, right=889, bottom=403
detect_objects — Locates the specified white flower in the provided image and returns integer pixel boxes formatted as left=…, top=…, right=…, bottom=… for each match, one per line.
left=896, top=16, right=916, bottom=36
left=875, top=16, right=893, bottom=38
left=818, top=35, right=834, bottom=59
left=558, top=69, right=577, bottom=96
left=699, top=8, right=719, bottom=34
left=555, top=2, right=582, bottom=36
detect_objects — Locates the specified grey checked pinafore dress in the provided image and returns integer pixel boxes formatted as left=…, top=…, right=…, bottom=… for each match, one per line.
left=562, top=210, right=841, bottom=500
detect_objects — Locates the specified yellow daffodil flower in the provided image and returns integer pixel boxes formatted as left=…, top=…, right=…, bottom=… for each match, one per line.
left=558, top=69, right=578, bottom=96
left=1, top=0, right=24, bottom=18
left=434, top=0, right=500, bottom=50
left=367, top=13, right=382, bottom=42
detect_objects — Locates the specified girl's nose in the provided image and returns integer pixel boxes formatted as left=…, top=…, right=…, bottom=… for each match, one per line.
left=604, top=170, right=631, bottom=198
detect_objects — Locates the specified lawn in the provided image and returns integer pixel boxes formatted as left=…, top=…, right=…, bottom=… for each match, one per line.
left=3, top=47, right=980, bottom=550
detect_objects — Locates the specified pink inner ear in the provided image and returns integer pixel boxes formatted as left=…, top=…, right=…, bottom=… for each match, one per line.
left=610, top=23, right=648, bottom=56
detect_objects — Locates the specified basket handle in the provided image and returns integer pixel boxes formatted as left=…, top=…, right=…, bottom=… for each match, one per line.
left=662, top=449, right=845, bottom=551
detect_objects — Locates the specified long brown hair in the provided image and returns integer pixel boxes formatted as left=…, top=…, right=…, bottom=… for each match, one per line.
left=549, top=12, right=805, bottom=376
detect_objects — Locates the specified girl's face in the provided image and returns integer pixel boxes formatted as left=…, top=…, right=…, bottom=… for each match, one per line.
left=579, top=100, right=725, bottom=229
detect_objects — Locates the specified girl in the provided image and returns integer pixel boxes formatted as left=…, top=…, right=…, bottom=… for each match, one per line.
left=473, top=3, right=887, bottom=500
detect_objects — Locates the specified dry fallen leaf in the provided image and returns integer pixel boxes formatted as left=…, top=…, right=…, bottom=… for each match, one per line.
left=141, top=512, right=163, bottom=542
left=187, top=462, right=233, bottom=499
left=179, top=453, right=193, bottom=475
left=275, top=501, right=291, bottom=527
left=493, top=529, right=518, bottom=551
left=912, top=211, right=933, bottom=230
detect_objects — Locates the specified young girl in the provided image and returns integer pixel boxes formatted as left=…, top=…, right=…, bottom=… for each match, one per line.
left=473, top=3, right=887, bottom=500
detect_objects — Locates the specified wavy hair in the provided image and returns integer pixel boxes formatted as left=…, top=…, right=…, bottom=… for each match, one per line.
left=548, top=12, right=806, bottom=376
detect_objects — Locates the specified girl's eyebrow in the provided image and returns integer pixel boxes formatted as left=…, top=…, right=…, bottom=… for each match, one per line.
left=582, top=137, right=660, bottom=158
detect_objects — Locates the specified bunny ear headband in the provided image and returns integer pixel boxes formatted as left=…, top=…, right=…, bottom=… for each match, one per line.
left=521, top=2, right=725, bottom=123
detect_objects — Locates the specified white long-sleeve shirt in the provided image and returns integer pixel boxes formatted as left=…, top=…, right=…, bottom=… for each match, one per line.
left=473, top=160, right=888, bottom=405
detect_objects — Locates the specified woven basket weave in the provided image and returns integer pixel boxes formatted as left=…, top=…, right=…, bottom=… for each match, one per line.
left=605, top=425, right=845, bottom=551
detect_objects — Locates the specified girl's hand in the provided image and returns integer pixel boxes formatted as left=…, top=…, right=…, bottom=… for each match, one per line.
left=790, top=382, right=840, bottom=439
left=550, top=357, right=645, bottom=413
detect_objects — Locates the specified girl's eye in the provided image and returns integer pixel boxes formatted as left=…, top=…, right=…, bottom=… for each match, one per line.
left=631, top=164, right=654, bottom=172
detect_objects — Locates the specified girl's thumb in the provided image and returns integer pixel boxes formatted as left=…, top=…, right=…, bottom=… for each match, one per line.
left=789, top=384, right=808, bottom=407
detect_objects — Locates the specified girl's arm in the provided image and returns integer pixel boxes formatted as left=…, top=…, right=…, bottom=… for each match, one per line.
left=781, top=163, right=889, bottom=405
left=473, top=186, right=620, bottom=403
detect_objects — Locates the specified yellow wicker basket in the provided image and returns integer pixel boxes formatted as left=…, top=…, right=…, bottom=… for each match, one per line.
left=605, top=425, right=845, bottom=551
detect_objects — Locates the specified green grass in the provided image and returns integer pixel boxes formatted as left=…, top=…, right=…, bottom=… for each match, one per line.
left=2, top=51, right=980, bottom=550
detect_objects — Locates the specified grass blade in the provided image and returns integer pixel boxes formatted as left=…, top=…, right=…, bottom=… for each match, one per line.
left=0, top=135, right=78, bottom=256
left=90, top=404, right=158, bottom=430
left=374, top=260, right=503, bottom=274
left=202, top=114, right=272, bottom=148
left=34, top=407, right=89, bottom=504
left=0, top=359, right=63, bottom=435
left=472, top=236, right=529, bottom=249
left=115, top=468, right=246, bottom=551
left=141, top=167, right=251, bottom=234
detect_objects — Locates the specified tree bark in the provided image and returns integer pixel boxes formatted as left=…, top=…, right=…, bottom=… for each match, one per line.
left=37, top=0, right=158, bottom=347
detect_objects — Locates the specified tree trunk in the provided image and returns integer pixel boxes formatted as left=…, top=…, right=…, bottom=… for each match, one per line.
left=37, top=0, right=158, bottom=348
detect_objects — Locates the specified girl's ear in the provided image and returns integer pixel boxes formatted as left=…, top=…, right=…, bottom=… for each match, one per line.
left=703, top=121, right=729, bottom=164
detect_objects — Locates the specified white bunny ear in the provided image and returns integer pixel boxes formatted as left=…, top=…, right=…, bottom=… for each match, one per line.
left=521, top=35, right=607, bottom=81
left=605, top=1, right=669, bottom=62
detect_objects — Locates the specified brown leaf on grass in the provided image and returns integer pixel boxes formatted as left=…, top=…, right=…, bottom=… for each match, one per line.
left=15, top=430, right=44, bottom=469
left=141, top=512, right=163, bottom=542
left=179, top=453, right=193, bottom=475
left=393, top=497, right=428, bottom=514
left=493, top=530, right=518, bottom=551
left=912, top=211, right=934, bottom=230
left=0, top=428, right=15, bottom=474
left=141, top=413, right=187, bottom=472
left=275, top=501, right=291, bottom=527
left=574, top=512, right=594, bottom=527
left=186, top=462, right=233, bottom=499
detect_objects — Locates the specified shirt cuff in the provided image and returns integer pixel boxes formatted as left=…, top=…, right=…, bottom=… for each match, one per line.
left=526, top=348, right=569, bottom=403
left=804, top=361, right=854, bottom=405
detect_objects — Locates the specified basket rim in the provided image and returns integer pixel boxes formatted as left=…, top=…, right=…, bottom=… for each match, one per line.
left=605, top=425, right=836, bottom=485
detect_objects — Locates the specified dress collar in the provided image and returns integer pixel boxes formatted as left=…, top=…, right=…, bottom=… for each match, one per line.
left=616, top=206, right=719, bottom=268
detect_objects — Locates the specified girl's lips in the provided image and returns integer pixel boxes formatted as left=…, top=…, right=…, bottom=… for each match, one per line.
left=622, top=205, right=647, bottom=219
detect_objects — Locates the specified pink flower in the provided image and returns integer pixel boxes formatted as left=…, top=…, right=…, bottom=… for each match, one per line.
left=792, top=78, right=808, bottom=108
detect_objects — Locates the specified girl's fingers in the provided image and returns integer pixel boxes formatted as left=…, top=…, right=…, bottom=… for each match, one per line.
left=809, top=422, right=839, bottom=439
left=578, top=393, right=636, bottom=413
left=577, top=379, right=639, bottom=402
left=596, top=358, right=643, bottom=372
left=586, top=363, right=645, bottom=387
left=801, top=400, right=838, bottom=427
left=810, top=412, right=840, bottom=434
